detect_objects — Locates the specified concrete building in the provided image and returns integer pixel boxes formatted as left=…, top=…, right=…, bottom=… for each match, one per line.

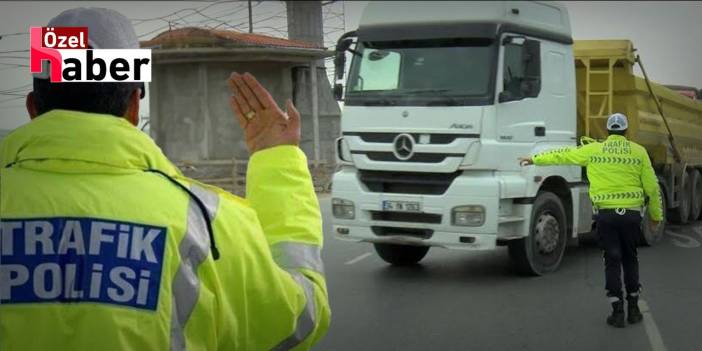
left=141, top=27, right=340, bottom=193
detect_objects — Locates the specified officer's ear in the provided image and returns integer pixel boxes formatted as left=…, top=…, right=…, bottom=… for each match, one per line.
left=26, top=92, right=39, bottom=120
left=123, top=88, right=141, bottom=127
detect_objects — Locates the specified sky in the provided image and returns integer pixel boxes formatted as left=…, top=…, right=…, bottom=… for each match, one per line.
left=1, top=1, right=701, bottom=131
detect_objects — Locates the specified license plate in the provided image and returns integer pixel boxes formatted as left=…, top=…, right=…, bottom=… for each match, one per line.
left=382, top=200, right=422, bottom=212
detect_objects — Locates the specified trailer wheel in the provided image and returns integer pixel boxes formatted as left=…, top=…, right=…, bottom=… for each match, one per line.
left=374, top=243, right=429, bottom=266
left=508, top=192, right=567, bottom=275
left=640, top=184, right=667, bottom=246
left=689, top=169, right=702, bottom=221
left=669, top=171, right=692, bottom=224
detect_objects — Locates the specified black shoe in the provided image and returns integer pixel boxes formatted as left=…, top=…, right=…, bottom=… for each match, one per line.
left=607, top=301, right=626, bottom=328
left=627, top=296, right=643, bottom=324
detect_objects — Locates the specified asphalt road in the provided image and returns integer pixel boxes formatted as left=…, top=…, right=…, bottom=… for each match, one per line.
left=315, top=195, right=702, bottom=351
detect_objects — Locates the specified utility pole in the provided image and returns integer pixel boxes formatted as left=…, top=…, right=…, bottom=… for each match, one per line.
left=286, top=1, right=324, bottom=166
left=248, top=0, right=253, bottom=33
left=286, top=1, right=324, bottom=48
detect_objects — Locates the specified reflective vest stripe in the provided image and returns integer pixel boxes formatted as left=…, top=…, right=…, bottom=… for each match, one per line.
left=271, top=272, right=318, bottom=351
left=591, top=191, right=644, bottom=202
left=271, top=242, right=325, bottom=274
left=170, top=184, right=219, bottom=351
left=269, top=242, right=324, bottom=349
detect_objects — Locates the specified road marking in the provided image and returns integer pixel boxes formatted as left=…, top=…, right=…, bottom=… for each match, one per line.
left=639, top=299, right=668, bottom=351
left=345, top=252, right=372, bottom=265
left=666, top=230, right=701, bottom=248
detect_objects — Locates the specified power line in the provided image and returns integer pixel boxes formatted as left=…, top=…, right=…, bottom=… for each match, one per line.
left=186, top=9, right=244, bottom=31
left=0, top=32, right=28, bottom=39
left=188, top=2, right=255, bottom=27
left=0, top=49, right=29, bottom=54
left=0, top=62, right=28, bottom=67
left=0, top=84, right=32, bottom=93
left=0, top=104, right=25, bottom=109
left=138, top=4, right=289, bottom=39
left=214, top=3, right=271, bottom=25
left=131, top=1, right=238, bottom=25
left=0, top=96, right=25, bottom=104
left=228, top=9, right=287, bottom=31
left=133, top=2, right=243, bottom=39
left=138, top=24, right=173, bottom=39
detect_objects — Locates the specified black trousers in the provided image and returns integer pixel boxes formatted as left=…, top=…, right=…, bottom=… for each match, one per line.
left=597, top=210, right=642, bottom=299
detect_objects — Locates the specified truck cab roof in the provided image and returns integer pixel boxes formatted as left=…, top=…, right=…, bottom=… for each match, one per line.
left=358, top=1, right=572, bottom=44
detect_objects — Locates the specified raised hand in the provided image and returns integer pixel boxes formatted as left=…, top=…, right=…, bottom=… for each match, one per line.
left=227, top=72, right=301, bottom=154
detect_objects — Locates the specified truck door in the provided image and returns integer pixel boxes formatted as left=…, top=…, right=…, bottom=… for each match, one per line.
left=494, top=35, right=545, bottom=145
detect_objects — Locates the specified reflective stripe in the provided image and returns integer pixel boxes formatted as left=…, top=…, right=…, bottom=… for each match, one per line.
left=170, top=184, right=219, bottom=351
left=592, top=191, right=644, bottom=202
left=270, top=242, right=324, bottom=349
left=191, top=184, right=219, bottom=220
left=271, top=242, right=324, bottom=274
left=271, top=272, right=317, bottom=351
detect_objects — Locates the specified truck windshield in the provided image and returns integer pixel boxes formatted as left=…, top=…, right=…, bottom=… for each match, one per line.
left=345, top=38, right=496, bottom=106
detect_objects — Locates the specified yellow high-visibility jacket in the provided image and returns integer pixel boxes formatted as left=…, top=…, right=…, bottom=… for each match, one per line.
left=533, top=134, right=663, bottom=221
left=0, top=109, right=330, bottom=350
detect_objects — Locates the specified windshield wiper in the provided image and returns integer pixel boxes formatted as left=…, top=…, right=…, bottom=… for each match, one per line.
left=362, top=98, right=396, bottom=106
left=402, top=89, right=452, bottom=95
left=426, top=97, right=464, bottom=106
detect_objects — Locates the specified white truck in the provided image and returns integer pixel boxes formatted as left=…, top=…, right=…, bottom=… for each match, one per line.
left=330, top=1, right=702, bottom=275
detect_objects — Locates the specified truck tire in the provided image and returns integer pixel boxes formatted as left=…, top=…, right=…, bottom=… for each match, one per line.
left=508, top=192, right=567, bottom=276
left=689, top=169, right=702, bottom=221
left=374, top=243, right=429, bottom=266
left=668, top=171, right=691, bottom=224
left=640, top=184, right=667, bottom=246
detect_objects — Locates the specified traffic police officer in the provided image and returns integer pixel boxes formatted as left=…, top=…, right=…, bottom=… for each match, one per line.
left=519, top=113, right=663, bottom=328
left=0, top=8, right=330, bottom=350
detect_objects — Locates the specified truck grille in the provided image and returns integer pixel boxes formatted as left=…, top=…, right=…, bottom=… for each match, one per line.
left=371, top=226, right=434, bottom=239
left=359, top=170, right=461, bottom=195
left=345, top=132, right=478, bottom=144
left=356, top=151, right=462, bottom=163
left=370, top=211, right=442, bottom=224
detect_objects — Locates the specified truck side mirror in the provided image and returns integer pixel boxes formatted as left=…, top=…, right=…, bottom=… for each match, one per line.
left=334, top=37, right=355, bottom=81
left=334, top=83, right=344, bottom=101
left=334, top=51, right=347, bottom=80
left=336, top=37, right=354, bottom=52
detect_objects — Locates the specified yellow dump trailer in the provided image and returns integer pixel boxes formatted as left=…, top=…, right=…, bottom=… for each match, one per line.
left=575, top=40, right=702, bottom=223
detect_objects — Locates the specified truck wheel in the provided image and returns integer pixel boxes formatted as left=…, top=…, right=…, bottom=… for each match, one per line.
left=640, top=184, right=667, bottom=246
left=508, top=192, right=567, bottom=276
left=690, top=169, right=702, bottom=221
left=668, top=172, right=691, bottom=224
left=374, top=243, right=429, bottom=266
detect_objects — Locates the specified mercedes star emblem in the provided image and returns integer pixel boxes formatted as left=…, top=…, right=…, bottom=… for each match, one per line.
left=392, top=133, right=415, bottom=161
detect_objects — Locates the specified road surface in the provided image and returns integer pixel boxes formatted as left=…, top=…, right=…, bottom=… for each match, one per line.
left=316, top=195, right=702, bottom=351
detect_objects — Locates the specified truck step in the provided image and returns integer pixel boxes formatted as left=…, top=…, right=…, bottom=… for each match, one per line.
left=499, top=216, right=525, bottom=224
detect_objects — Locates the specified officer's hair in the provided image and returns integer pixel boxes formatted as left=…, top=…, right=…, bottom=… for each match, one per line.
left=608, top=129, right=627, bottom=136
left=32, top=78, right=140, bottom=117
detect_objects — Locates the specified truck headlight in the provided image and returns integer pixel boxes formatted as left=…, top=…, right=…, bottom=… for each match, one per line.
left=332, top=198, right=355, bottom=219
left=452, top=205, right=485, bottom=226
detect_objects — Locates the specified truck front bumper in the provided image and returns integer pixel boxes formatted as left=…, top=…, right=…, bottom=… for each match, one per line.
left=334, top=225, right=498, bottom=250
left=331, top=168, right=530, bottom=250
